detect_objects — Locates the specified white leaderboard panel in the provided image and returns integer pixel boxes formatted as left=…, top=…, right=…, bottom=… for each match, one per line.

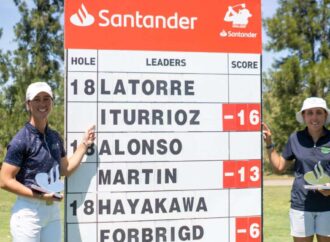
left=65, top=1, right=262, bottom=241
left=65, top=50, right=262, bottom=242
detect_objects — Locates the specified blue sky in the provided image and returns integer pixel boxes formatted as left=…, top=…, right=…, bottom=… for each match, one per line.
left=0, top=0, right=279, bottom=71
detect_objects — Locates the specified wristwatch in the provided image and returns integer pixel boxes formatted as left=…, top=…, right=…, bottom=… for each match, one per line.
left=266, top=143, right=275, bottom=150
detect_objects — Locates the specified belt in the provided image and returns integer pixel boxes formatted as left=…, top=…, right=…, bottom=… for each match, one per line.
left=17, top=196, right=54, bottom=206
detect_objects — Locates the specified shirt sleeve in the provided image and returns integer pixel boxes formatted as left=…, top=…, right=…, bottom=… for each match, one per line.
left=282, top=134, right=295, bottom=161
left=4, top=135, right=27, bottom=167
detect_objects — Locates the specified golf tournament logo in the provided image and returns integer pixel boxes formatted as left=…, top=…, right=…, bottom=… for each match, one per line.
left=321, top=146, right=330, bottom=154
left=70, top=3, right=95, bottom=27
left=224, top=3, right=252, bottom=28
left=220, top=3, right=257, bottom=39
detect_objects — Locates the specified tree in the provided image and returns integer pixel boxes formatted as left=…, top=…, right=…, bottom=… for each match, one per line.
left=0, top=0, right=64, bottom=161
left=263, top=0, right=330, bottom=148
left=263, top=0, right=330, bottom=173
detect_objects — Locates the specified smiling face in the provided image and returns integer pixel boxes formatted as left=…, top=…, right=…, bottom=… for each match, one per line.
left=302, top=107, right=327, bottom=132
left=27, top=92, right=53, bottom=123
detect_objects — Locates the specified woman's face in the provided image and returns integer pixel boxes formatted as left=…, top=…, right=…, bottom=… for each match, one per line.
left=303, top=107, right=327, bottom=131
left=27, top=92, right=53, bottom=121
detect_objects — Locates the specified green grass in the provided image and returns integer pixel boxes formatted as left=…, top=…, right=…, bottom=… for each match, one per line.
left=0, top=189, right=15, bottom=242
left=1, top=186, right=291, bottom=242
left=263, top=185, right=291, bottom=242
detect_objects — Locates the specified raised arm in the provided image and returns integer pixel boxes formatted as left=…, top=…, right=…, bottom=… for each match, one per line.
left=60, top=125, right=96, bottom=177
left=262, top=122, right=290, bottom=173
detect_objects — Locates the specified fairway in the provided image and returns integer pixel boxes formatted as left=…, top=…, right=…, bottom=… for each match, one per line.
left=263, top=185, right=291, bottom=242
left=0, top=189, right=15, bottom=242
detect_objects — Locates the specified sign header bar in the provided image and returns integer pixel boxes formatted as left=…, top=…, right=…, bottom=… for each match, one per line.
left=64, top=0, right=261, bottom=53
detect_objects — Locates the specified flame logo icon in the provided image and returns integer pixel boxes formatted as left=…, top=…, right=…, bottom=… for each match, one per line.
left=219, top=30, right=228, bottom=37
left=35, top=165, right=64, bottom=193
left=70, top=4, right=95, bottom=27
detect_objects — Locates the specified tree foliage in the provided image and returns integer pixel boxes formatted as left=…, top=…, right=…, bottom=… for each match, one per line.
left=263, top=0, right=330, bottom=173
left=263, top=0, right=330, bottom=144
left=0, top=0, right=64, bottom=161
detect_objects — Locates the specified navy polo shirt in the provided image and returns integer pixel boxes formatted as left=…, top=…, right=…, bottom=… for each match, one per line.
left=4, top=122, right=66, bottom=188
left=283, top=127, right=330, bottom=212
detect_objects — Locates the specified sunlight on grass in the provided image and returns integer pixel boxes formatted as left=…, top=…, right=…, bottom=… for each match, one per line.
left=0, top=189, right=15, bottom=242
left=263, top=185, right=291, bottom=242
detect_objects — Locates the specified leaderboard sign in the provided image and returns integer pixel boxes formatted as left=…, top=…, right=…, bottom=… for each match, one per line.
left=64, top=1, right=262, bottom=242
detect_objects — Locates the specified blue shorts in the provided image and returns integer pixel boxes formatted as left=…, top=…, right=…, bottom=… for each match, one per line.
left=290, top=208, right=330, bottom=237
